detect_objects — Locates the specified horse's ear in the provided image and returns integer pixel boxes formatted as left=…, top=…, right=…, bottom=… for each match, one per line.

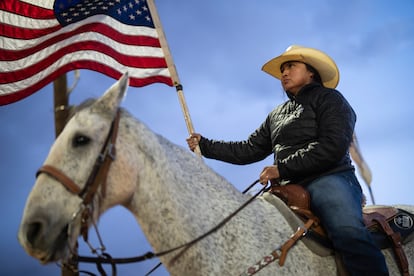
left=92, top=72, right=129, bottom=116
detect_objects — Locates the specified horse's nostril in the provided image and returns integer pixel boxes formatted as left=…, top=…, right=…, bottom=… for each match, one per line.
left=26, top=222, right=43, bottom=246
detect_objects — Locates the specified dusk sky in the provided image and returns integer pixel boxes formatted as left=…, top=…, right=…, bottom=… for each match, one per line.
left=1, top=1, right=413, bottom=275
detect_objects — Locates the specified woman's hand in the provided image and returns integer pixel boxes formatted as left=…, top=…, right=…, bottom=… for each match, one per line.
left=186, top=133, right=201, bottom=152
left=259, top=165, right=280, bottom=185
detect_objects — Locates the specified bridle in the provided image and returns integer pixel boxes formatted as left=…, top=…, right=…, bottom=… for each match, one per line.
left=36, top=108, right=121, bottom=245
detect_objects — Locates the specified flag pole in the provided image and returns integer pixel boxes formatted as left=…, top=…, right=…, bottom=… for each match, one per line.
left=349, top=133, right=376, bottom=205
left=147, top=0, right=202, bottom=157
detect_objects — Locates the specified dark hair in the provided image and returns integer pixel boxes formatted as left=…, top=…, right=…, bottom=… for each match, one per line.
left=305, top=64, right=323, bottom=86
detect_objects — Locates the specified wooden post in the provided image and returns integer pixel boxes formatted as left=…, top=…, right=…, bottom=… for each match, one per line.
left=53, top=74, right=69, bottom=138
left=53, top=74, right=79, bottom=276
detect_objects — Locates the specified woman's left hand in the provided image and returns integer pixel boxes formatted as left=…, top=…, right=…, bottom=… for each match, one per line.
left=259, top=165, right=280, bottom=185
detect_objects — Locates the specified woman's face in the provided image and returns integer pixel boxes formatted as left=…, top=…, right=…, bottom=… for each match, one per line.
left=280, top=61, right=314, bottom=95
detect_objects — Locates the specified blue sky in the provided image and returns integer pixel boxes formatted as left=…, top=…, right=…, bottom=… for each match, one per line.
left=1, top=1, right=413, bottom=275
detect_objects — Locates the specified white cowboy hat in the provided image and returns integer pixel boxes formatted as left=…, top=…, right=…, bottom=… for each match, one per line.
left=262, top=45, right=340, bottom=89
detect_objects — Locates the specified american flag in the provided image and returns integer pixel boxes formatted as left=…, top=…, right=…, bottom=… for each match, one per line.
left=0, top=0, right=173, bottom=105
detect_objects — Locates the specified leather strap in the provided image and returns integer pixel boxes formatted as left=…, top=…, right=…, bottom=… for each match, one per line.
left=369, top=212, right=409, bottom=276
left=36, top=109, right=122, bottom=243
left=81, top=109, right=121, bottom=205
left=37, top=164, right=81, bottom=195
left=241, top=218, right=315, bottom=276
left=278, top=219, right=314, bottom=266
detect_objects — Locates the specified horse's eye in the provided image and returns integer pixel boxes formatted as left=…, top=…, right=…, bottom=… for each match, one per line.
left=73, top=135, right=90, bottom=147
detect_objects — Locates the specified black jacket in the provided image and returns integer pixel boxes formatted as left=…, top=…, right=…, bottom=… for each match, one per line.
left=199, top=82, right=356, bottom=185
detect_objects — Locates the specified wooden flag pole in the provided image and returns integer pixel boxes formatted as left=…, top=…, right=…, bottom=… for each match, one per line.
left=349, top=133, right=376, bottom=205
left=53, top=74, right=79, bottom=276
left=147, top=0, right=202, bottom=157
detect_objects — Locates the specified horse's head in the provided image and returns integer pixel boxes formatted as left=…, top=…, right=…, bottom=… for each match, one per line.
left=18, top=73, right=133, bottom=264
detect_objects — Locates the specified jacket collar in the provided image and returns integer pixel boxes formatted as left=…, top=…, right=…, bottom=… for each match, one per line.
left=286, top=82, right=322, bottom=101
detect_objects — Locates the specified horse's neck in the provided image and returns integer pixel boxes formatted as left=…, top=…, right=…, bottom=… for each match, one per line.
left=122, top=116, right=248, bottom=250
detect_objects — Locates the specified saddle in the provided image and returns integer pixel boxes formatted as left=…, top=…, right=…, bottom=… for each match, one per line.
left=268, top=184, right=414, bottom=276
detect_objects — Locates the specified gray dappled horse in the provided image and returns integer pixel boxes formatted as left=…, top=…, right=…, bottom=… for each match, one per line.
left=18, top=73, right=414, bottom=275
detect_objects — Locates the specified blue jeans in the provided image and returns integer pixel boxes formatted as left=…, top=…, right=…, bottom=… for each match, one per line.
left=306, top=171, right=389, bottom=276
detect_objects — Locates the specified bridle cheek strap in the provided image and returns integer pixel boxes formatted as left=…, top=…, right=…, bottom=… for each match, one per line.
left=36, top=109, right=121, bottom=200
left=80, top=109, right=121, bottom=206
left=35, top=109, right=121, bottom=242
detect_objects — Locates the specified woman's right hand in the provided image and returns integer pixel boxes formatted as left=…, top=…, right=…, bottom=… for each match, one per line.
left=259, top=165, right=280, bottom=185
left=186, top=133, right=202, bottom=152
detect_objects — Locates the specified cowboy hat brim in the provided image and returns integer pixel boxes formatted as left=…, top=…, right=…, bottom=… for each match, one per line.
left=262, top=45, right=340, bottom=89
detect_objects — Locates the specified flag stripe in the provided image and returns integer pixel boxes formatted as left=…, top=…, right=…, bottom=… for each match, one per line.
left=1, top=0, right=55, bottom=19
left=0, top=61, right=172, bottom=105
left=1, top=26, right=161, bottom=61
left=2, top=8, right=57, bottom=28
left=1, top=51, right=171, bottom=94
left=1, top=14, right=159, bottom=49
left=1, top=41, right=167, bottom=83
left=0, top=0, right=173, bottom=105
left=1, top=20, right=62, bottom=39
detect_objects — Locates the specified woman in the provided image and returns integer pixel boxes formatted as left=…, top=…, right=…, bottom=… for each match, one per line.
left=187, top=45, right=388, bottom=275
